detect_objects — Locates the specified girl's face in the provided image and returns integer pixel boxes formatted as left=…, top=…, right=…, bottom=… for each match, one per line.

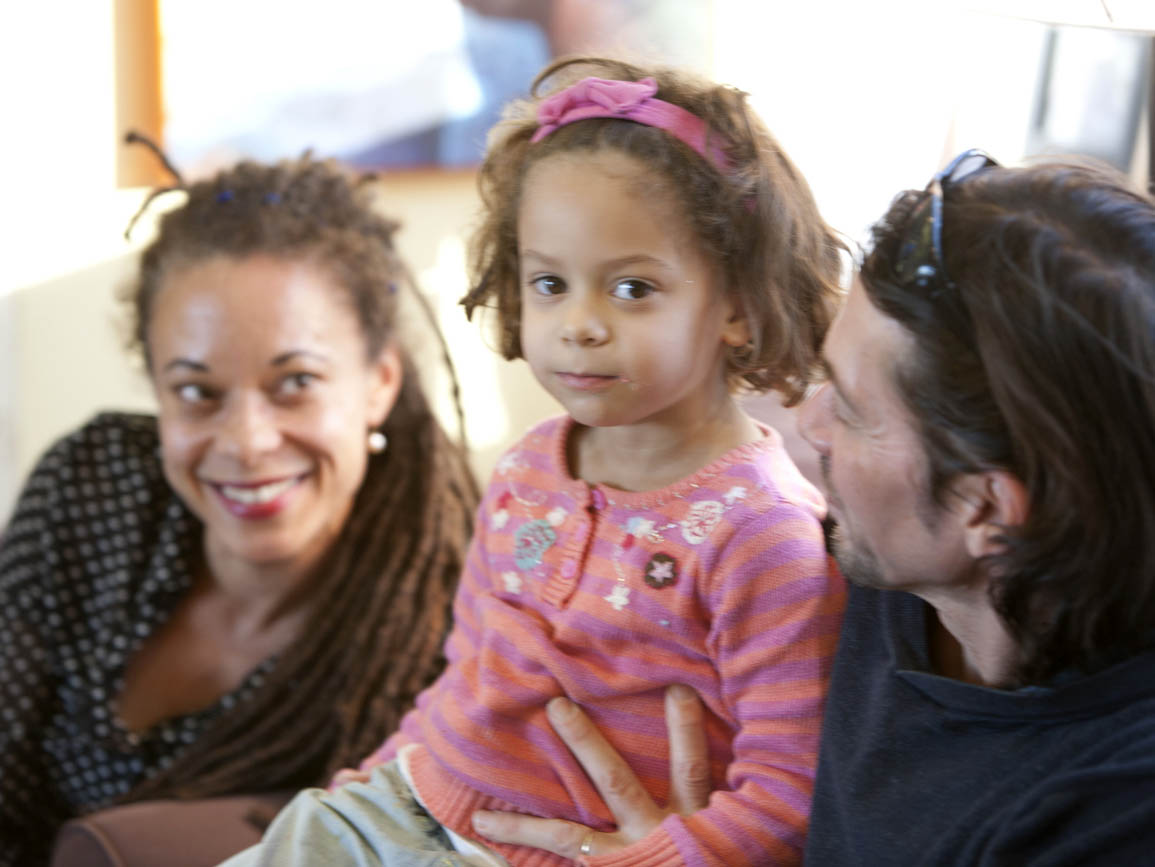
left=517, top=150, right=749, bottom=432
left=148, top=255, right=401, bottom=576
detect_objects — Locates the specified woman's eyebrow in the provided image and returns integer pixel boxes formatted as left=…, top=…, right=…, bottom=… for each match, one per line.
left=270, top=349, right=329, bottom=367
left=162, top=358, right=209, bottom=374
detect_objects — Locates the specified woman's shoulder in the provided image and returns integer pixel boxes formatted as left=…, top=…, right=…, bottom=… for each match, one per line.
left=2, top=412, right=173, bottom=595
left=34, top=412, right=161, bottom=476
left=65, top=411, right=160, bottom=451
left=11, top=412, right=168, bottom=533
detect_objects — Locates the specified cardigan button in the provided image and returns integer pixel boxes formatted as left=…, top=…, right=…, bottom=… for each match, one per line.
left=590, top=487, right=607, bottom=510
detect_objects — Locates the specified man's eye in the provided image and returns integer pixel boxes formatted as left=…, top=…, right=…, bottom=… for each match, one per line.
left=832, top=398, right=856, bottom=427
left=611, top=279, right=655, bottom=301
left=530, top=275, right=566, bottom=296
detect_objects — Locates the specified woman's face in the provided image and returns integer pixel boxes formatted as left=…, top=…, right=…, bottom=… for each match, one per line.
left=148, top=254, right=401, bottom=576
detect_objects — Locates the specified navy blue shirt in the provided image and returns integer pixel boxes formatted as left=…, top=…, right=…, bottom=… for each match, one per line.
left=805, top=583, right=1155, bottom=865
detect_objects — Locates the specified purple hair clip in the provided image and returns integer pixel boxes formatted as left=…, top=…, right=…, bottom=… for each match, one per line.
left=531, top=76, right=730, bottom=172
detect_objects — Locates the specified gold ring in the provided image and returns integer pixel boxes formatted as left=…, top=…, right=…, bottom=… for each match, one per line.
left=578, top=832, right=595, bottom=856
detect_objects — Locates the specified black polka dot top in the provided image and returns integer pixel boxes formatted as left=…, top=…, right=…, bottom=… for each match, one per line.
left=0, top=413, right=275, bottom=865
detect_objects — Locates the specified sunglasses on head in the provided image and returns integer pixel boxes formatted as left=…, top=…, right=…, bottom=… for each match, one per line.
left=894, top=149, right=1000, bottom=293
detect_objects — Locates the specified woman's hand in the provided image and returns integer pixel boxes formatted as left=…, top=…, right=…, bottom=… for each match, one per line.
left=470, top=684, right=711, bottom=860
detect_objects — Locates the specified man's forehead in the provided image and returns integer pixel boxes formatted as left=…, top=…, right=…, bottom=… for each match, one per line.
left=823, top=278, right=914, bottom=402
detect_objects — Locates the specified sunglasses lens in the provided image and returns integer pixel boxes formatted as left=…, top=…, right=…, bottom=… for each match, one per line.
left=895, top=195, right=938, bottom=288
left=942, top=150, right=998, bottom=187
left=895, top=150, right=998, bottom=291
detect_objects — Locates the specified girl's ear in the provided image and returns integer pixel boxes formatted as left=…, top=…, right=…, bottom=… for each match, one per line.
left=721, top=298, right=752, bottom=348
left=366, top=343, right=403, bottom=427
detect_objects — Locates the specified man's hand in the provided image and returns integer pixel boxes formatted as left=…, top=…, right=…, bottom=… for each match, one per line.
left=470, top=684, right=711, bottom=860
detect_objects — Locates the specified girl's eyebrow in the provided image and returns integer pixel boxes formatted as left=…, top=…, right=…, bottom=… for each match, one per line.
left=520, top=249, right=672, bottom=272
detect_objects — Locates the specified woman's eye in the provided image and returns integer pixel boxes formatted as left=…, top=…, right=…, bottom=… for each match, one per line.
left=530, top=275, right=565, bottom=296
left=174, top=383, right=214, bottom=405
left=279, top=372, right=318, bottom=396
left=611, top=279, right=655, bottom=301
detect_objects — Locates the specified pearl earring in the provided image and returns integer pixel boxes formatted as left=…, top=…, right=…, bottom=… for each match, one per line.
left=367, top=431, right=387, bottom=454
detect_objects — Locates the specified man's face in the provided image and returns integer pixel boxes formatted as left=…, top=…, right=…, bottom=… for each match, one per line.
left=797, top=279, right=974, bottom=593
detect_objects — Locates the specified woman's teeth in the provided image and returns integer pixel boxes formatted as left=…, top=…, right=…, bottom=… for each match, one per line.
left=219, top=477, right=297, bottom=504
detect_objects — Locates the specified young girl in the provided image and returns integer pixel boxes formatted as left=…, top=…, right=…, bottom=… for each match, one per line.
left=226, top=56, right=845, bottom=867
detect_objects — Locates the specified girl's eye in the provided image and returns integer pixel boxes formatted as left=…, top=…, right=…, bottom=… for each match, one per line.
left=611, top=279, right=655, bottom=301
left=530, top=275, right=565, bottom=296
left=174, top=383, right=215, bottom=405
left=279, top=372, right=318, bottom=396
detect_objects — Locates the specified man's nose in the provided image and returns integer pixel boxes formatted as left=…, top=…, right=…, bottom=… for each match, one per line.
left=797, top=383, right=833, bottom=456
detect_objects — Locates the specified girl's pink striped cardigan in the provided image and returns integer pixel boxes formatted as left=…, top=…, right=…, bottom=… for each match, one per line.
left=360, top=416, right=845, bottom=866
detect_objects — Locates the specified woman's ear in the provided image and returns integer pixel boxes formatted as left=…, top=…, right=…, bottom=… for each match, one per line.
left=954, top=470, right=1029, bottom=559
left=366, top=343, right=403, bottom=427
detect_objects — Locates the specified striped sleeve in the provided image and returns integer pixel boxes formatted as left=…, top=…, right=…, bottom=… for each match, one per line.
left=350, top=482, right=499, bottom=776
left=587, top=500, right=845, bottom=866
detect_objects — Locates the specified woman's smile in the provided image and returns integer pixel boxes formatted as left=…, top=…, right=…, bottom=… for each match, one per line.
left=209, top=473, right=310, bottom=519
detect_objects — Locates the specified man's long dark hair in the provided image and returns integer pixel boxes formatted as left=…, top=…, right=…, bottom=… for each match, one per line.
left=861, top=159, right=1155, bottom=684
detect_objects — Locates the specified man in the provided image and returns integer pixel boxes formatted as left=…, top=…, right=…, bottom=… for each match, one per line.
left=796, top=152, right=1155, bottom=864
left=471, top=153, right=1155, bottom=864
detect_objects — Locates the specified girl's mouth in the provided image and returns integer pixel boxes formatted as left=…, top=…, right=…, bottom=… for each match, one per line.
left=556, top=372, right=619, bottom=392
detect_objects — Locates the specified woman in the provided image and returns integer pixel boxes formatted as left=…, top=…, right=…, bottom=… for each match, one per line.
left=0, top=145, right=479, bottom=865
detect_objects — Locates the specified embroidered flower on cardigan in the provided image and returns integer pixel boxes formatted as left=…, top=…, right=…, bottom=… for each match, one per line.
left=681, top=500, right=724, bottom=544
left=724, top=485, right=748, bottom=505
left=604, top=585, right=631, bottom=611
left=514, top=519, right=557, bottom=570
left=626, top=516, right=656, bottom=538
left=501, top=571, right=523, bottom=594
left=644, top=553, right=678, bottom=589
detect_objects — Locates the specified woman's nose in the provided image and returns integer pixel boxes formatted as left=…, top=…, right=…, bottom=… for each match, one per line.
left=796, top=383, right=833, bottom=456
left=218, top=394, right=281, bottom=465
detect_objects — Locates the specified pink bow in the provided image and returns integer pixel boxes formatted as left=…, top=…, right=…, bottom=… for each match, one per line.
left=530, top=75, right=729, bottom=172
left=534, top=77, right=660, bottom=135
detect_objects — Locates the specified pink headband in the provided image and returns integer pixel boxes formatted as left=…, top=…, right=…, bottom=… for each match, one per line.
left=530, top=76, right=730, bottom=172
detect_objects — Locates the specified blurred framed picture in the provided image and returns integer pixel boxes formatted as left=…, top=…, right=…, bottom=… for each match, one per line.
left=1027, top=25, right=1152, bottom=170
left=158, top=0, right=712, bottom=176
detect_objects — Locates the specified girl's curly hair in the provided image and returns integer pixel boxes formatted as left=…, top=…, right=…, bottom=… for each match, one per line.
left=461, top=56, right=846, bottom=403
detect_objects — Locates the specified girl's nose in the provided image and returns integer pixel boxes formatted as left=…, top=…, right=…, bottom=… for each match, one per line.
left=796, top=383, right=833, bottom=456
left=559, top=295, right=609, bottom=346
left=218, top=394, right=281, bottom=466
